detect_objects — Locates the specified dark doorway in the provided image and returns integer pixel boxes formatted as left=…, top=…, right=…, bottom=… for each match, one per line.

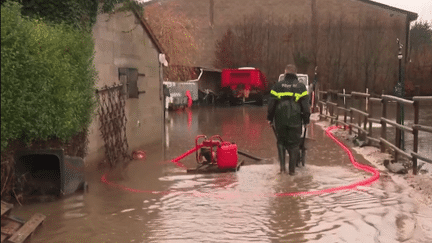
left=15, top=152, right=62, bottom=197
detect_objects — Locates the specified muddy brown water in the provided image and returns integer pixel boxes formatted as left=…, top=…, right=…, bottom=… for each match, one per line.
left=12, top=106, right=432, bottom=242
left=369, top=102, right=432, bottom=159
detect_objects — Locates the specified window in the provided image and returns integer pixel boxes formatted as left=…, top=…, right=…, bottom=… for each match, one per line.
left=118, top=68, right=139, bottom=98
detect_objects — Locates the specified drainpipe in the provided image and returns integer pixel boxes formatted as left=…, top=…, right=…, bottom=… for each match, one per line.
left=159, top=53, right=168, bottom=151
left=187, top=68, right=204, bottom=82
left=159, top=54, right=169, bottom=99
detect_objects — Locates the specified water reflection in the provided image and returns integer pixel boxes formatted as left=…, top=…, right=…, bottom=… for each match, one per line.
left=149, top=164, right=276, bottom=242
left=269, top=196, right=308, bottom=242
left=9, top=105, right=432, bottom=242
left=368, top=102, right=432, bottom=168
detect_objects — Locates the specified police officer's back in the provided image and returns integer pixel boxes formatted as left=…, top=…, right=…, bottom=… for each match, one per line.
left=267, top=64, right=310, bottom=175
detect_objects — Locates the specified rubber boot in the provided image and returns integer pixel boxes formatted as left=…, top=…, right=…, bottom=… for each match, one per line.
left=277, top=144, right=286, bottom=173
left=287, top=147, right=300, bottom=175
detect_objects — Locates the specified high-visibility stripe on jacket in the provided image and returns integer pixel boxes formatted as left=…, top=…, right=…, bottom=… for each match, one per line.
left=270, top=89, right=308, bottom=102
left=267, top=73, right=310, bottom=126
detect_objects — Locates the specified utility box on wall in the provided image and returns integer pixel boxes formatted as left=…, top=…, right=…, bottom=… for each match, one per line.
left=14, top=149, right=86, bottom=197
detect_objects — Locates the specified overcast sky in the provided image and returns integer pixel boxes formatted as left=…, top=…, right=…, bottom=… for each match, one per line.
left=373, top=0, right=431, bottom=22
left=138, top=0, right=432, bottom=22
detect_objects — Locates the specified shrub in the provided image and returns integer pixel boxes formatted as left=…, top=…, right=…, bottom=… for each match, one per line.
left=1, top=1, right=97, bottom=152
left=1, top=0, right=142, bottom=31
left=17, top=0, right=98, bottom=30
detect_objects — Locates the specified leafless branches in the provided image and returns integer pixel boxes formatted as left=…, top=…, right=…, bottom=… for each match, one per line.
left=144, top=1, right=200, bottom=81
left=213, top=10, right=415, bottom=94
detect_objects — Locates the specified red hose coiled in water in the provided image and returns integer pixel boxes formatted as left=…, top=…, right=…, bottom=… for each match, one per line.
left=275, top=126, right=380, bottom=197
left=101, top=126, right=380, bottom=197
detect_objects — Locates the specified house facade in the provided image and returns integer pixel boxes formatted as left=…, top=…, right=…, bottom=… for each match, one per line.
left=86, top=6, right=166, bottom=168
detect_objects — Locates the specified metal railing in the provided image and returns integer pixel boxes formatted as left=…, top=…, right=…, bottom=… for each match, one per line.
left=317, top=89, right=432, bottom=175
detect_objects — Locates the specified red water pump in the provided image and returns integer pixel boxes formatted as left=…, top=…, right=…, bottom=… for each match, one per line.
left=195, top=135, right=238, bottom=169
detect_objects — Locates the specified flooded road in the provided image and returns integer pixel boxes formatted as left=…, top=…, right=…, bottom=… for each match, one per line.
left=12, top=106, right=432, bottom=242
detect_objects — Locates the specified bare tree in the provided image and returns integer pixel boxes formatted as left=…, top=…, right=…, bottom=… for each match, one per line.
left=406, top=21, right=432, bottom=95
left=213, top=11, right=295, bottom=87
left=407, top=45, right=432, bottom=95
left=214, top=28, right=239, bottom=69
left=144, top=1, right=200, bottom=81
left=289, top=19, right=313, bottom=74
left=213, top=9, right=407, bottom=94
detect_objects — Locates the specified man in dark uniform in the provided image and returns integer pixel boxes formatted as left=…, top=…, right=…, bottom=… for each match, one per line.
left=267, top=64, right=310, bottom=175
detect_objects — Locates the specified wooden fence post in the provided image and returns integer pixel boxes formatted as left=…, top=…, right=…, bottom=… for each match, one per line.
left=365, top=88, right=369, bottom=112
left=319, top=92, right=323, bottom=120
left=381, top=98, right=387, bottom=153
left=335, top=93, right=339, bottom=122
left=357, top=102, right=362, bottom=138
left=344, top=93, right=348, bottom=128
left=395, top=101, right=401, bottom=162
left=330, top=102, right=334, bottom=124
left=368, top=97, right=373, bottom=144
left=413, top=100, right=419, bottom=175
left=364, top=90, right=369, bottom=134
left=325, top=92, right=329, bottom=120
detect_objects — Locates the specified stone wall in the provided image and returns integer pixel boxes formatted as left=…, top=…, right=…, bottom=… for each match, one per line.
left=87, top=9, right=163, bottom=168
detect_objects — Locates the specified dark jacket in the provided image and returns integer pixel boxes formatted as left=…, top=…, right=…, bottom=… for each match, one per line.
left=267, top=73, right=310, bottom=126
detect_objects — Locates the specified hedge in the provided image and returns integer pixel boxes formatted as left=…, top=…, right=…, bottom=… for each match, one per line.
left=1, top=0, right=143, bottom=31
left=1, top=1, right=97, bottom=152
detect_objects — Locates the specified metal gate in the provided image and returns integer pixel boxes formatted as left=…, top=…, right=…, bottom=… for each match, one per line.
left=96, top=84, right=131, bottom=168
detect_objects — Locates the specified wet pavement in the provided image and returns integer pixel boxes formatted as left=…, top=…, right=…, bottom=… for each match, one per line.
left=11, top=105, right=432, bottom=242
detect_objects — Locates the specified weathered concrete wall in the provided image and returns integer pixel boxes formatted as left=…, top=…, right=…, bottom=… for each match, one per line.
left=86, top=9, right=163, bottom=168
left=155, top=0, right=410, bottom=69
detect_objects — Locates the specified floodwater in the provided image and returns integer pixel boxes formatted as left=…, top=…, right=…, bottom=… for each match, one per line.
left=371, top=102, right=432, bottom=160
left=12, top=106, right=432, bottom=242
left=347, top=101, right=432, bottom=167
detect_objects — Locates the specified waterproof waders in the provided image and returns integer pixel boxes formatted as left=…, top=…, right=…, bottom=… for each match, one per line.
left=277, top=144, right=300, bottom=174
left=272, top=122, right=302, bottom=174
left=267, top=73, right=310, bottom=175
left=277, top=144, right=286, bottom=173
left=276, top=125, right=302, bottom=174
